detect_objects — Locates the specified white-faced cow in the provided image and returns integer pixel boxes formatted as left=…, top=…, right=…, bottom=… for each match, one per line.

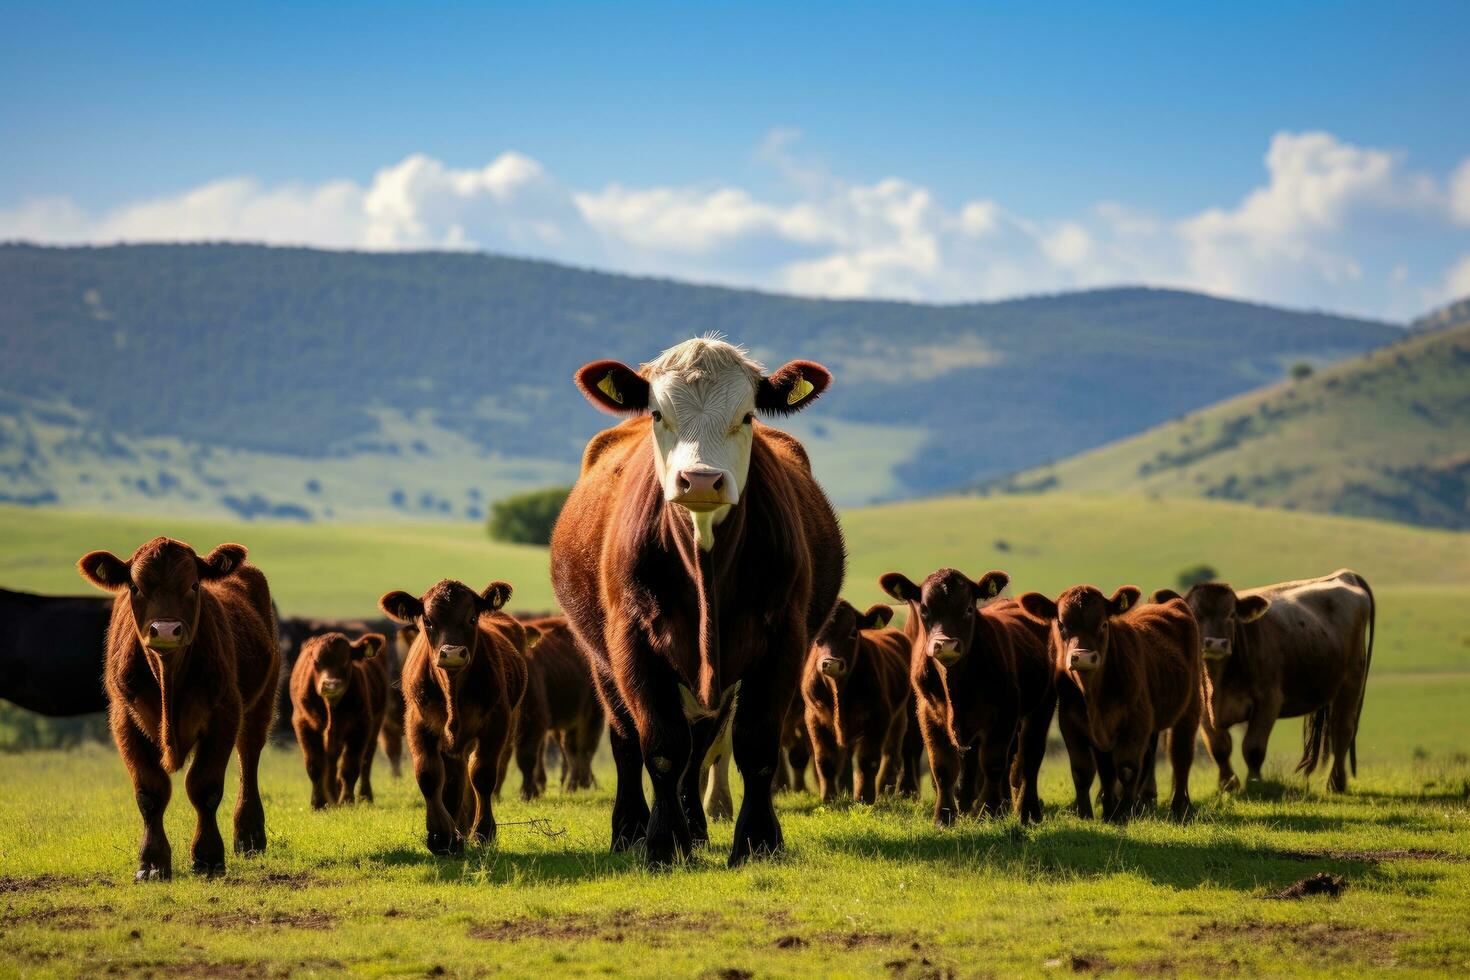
left=551, top=337, right=844, bottom=866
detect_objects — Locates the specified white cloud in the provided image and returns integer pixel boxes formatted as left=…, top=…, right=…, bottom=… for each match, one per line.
left=2, top=130, right=1467, bottom=317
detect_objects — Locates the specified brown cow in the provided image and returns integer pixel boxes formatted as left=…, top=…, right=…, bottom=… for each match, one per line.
left=802, top=600, right=912, bottom=804
left=551, top=337, right=844, bottom=866
left=1019, top=586, right=1200, bottom=822
left=881, top=569, right=1054, bottom=824
left=378, top=580, right=530, bottom=855
left=289, top=631, right=388, bottom=808
left=513, top=615, right=605, bottom=799
left=77, top=538, right=279, bottom=880
left=1152, top=568, right=1374, bottom=793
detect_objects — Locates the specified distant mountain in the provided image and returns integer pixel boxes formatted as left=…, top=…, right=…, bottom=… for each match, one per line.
left=982, top=316, right=1470, bottom=529
left=0, top=243, right=1399, bottom=520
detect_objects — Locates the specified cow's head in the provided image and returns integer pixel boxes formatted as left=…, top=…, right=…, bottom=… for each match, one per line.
left=880, top=568, right=1008, bottom=668
left=811, top=599, right=893, bottom=681
left=1020, top=585, right=1141, bottom=677
left=302, top=631, right=383, bottom=704
left=1153, top=583, right=1269, bottom=666
left=379, top=579, right=511, bottom=672
left=574, top=337, right=830, bottom=550
left=78, top=538, right=246, bottom=656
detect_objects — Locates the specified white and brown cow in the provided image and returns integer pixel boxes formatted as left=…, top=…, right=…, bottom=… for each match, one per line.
left=1153, top=567, right=1374, bottom=793
left=551, top=337, right=844, bottom=866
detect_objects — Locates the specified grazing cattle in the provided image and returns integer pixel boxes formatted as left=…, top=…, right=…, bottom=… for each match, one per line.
left=881, top=569, right=1054, bottom=824
left=0, top=588, right=112, bottom=716
left=273, top=615, right=404, bottom=779
left=802, top=600, right=912, bottom=804
left=551, top=337, right=844, bottom=866
left=1019, top=586, right=1200, bottom=822
left=379, top=580, right=529, bottom=855
left=77, top=538, right=279, bottom=880
left=513, top=615, right=605, bottom=799
left=289, top=631, right=388, bottom=808
left=1152, top=568, right=1374, bottom=793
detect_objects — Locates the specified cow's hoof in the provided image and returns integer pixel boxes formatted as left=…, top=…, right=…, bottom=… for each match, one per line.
left=134, top=864, right=170, bottom=883
left=234, top=827, right=266, bottom=856
left=426, top=830, right=461, bottom=856
left=1220, top=774, right=1242, bottom=793
left=192, top=860, right=226, bottom=879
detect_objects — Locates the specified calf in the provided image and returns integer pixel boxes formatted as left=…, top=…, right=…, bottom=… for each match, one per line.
left=379, top=580, right=529, bottom=855
left=0, top=588, right=113, bottom=717
left=881, top=569, right=1054, bottom=824
left=77, top=538, right=279, bottom=880
left=513, top=615, right=605, bottom=799
left=802, top=600, right=911, bottom=803
left=289, top=631, right=388, bottom=808
left=1019, top=586, right=1200, bottom=822
left=1152, top=568, right=1374, bottom=792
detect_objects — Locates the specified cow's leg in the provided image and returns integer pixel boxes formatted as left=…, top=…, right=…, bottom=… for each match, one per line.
left=1242, top=697, right=1281, bottom=785
left=1015, top=690, right=1056, bottom=824
left=1168, top=714, right=1197, bottom=820
left=534, top=733, right=549, bottom=796
left=1106, top=738, right=1148, bottom=825
left=837, top=747, right=854, bottom=796
left=444, top=752, right=470, bottom=837
left=1326, top=683, right=1359, bottom=793
left=1203, top=720, right=1239, bottom=792
left=358, top=715, right=381, bottom=803
left=683, top=714, right=719, bottom=846
left=516, top=726, right=544, bottom=802
left=701, top=712, right=735, bottom=822
left=379, top=718, right=404, bottom=779
left=580, top=711, right=605, bottom=790
left=186, top=721, right=236, bottom=877
left=338, top=726, right=368, bottom=805
left=956, top=743, right=982, bottom=815
left=898, top=697, right=923, bottom=800
left=1140, top=732, right=1160, bottom=809
left=788, top=723, right=811, bottom=794
left=853, top=735, right=882, bottom=805
left=975, top=717, right=1015, bottom=817
left=612, top=645, right=693, bottom=865
left=409, top=721, right=460, bottom=855
left=809, top=712, right=843, bottom=802
left=876, top=709, right=907, bottom=797
left=918, top=703, right=961, bottom=825
left=729, top=640, right=797, bottom=868
left=234, top=691, right=271, bottom=854
left=323, top=736, right=345, bottom=804
left=1057, top=708, right=1096, bottom=819
left=296, top=718, right=328, bottom=810
left=114, top=708, right=173, bottom=881
left=1095, top=750, right=1121, bottom=821
left=470, top=734, right=506, bottom=845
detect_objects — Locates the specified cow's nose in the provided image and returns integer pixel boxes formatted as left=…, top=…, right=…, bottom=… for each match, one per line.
left=437, top=644, right=469, bottom=667
left=930, top=637, right=962, bottom=664
left=676, top=468, right=725, bottom=500
left=1069, top=648, right=1101, bottom=671
left=818, top=657, right=844, bottom=677
left=1202, top=637, right=1232, bottom=660
left=146, top=620, right=185, bottom=649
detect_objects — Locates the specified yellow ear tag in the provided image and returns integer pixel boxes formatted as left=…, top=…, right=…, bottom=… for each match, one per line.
left=1118, top=596, right=1130, bottom=612
left=988, top=581, right=998, bottom=597
left=787, top=372, right=814, bottom=406
left=597, top=370, right=623, bottom=405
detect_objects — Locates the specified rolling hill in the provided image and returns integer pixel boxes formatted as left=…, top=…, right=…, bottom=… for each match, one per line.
left=982, top=316, right=1470, bottom=528
left=0, top=243, right=1398, bottom=520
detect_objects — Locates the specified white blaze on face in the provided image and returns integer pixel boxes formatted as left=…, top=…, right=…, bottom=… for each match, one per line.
left=643, top=338, right=762, bottom=551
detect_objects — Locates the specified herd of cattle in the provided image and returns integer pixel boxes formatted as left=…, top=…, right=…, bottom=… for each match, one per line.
left=1, top=338, right=1376, bottom=881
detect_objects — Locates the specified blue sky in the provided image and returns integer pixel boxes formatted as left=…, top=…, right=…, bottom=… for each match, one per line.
left=3, top=1, right=1468, bottom=319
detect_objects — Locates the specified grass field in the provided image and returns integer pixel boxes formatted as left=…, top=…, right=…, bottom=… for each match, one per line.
left=2, top=496, right=1469, bottom=975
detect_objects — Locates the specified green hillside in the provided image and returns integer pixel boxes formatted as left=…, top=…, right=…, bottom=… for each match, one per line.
left=0, top=244, right=1397, bottom=517
left=984, top=319, right=1470, bottom=528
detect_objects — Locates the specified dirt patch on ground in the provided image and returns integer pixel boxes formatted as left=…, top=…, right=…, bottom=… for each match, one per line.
left=193, top=909, right=336, bottom=931
left=1184, top=920, right=1405, bottom=969
left=222, top=871, right=319, bottom=887
left=817, top=930, right=913, bottom=950
left=884, top=953, right=956, bottom=979
left=469, top=909, right=700, bottom=944
left=0, top=903, right=106, bottom=931
left=1278, top=847, right=1469, bottom=864
left=0, top=874, right=114, bottom=894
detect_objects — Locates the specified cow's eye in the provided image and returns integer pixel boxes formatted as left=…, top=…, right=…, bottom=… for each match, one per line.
left=422, top=617, right=433, bottom=631
left=650, top=410, right=663, bottom=423
left=742, top=413, right=754, bottom=425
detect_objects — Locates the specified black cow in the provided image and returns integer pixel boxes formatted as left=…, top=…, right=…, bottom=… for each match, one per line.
left=0, top=587, right=112, bottom=716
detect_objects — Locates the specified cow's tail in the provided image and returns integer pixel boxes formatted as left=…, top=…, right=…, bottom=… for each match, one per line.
left=1297, top=704, right=1329, bottom=777
left=1349, top=571, right=1375, bottom=778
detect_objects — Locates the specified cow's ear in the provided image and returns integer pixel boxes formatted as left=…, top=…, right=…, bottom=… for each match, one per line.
left=859, top=604, right=894, bottom=630
left=973, top=570, right=1009, bottom=604
left=1236, top=595, right=1271, bottom=623
left=757, top=360, right=830, bottom=415
left=575, top=360, right=650, bottom=415
left=353, top=633, right=385, bottom=661
left=1018, top=592, right=1058, bottom=623
left=1109, top=586, right=1142, bottom=616
left=379, top=591, right=423, bottom=624
left=197, top=543, right=247, bottom=581
left=879, top=572, right=921, bottom=604
left=78, top=550, right=130, bottom=592
left=1151, top=588, right=1183, bottom=605
left=523, top=624, right=543, bottom=650
left=478, top=581, right=512, bottom=614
